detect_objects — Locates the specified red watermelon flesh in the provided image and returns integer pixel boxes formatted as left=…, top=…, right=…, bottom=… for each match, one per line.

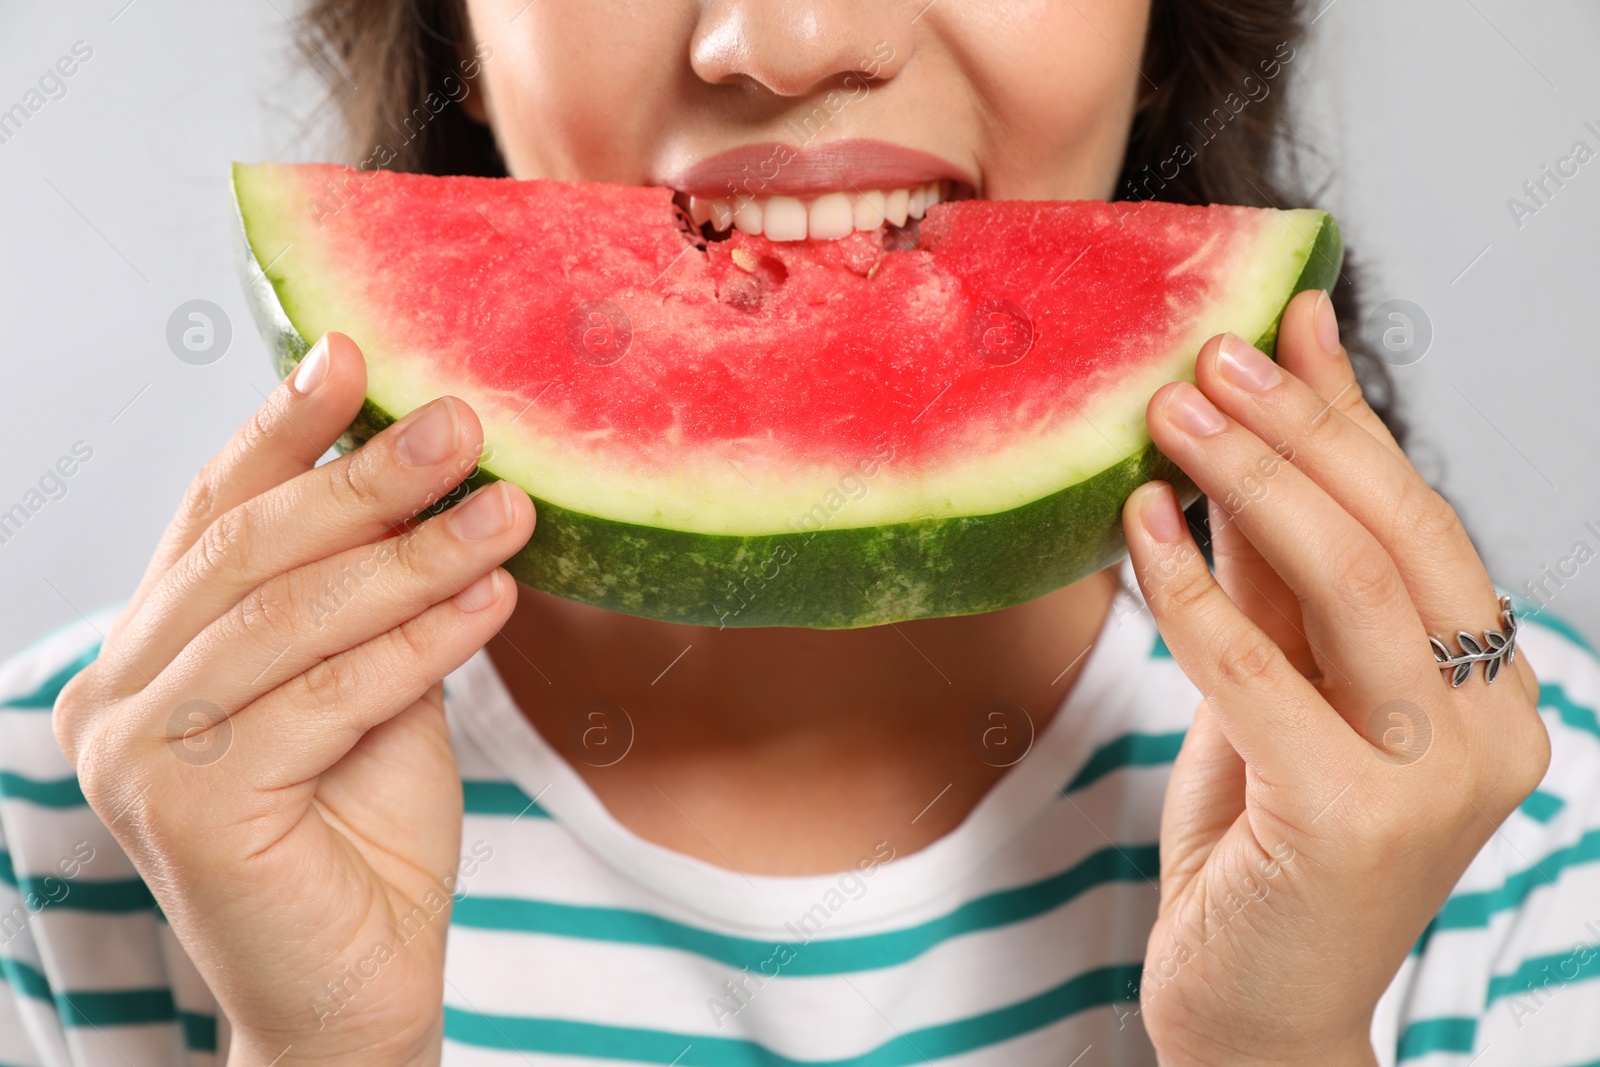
left=233, top=163, right=1341, bottom=628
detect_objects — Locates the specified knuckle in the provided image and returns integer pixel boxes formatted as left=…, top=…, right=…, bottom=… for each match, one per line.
left=50, top=669, right=100, bottom=766
left=1329, top=542, right=1405, bottom=610
left=236, top=576, right=302, bottom=649
left=72, top=717, right=140, bottom=812
left=1514, top=727, right=1553, bottom=794
left=1485, top=704, right=1552, bottom=806
left=389, top=614, right=435, bottom=669
left=72, top=732, right=116, bottom=807
left=389, top=526, right=433, bottom=583
left=173, top=465, right=222, bottom=537
left=1332, top=375, right=1371, bottom=420
left=1159, top=557, right=1216, bottom=614
left=1516, top=724, right=1553, bottom=794
left=195, top=503, right=258, bottom=579
left=1395, top=482, right=1463, bottom=549
left=298, top=655, right=363, bottom=712
left=234, top=406, right=273, bottom=460
left=1212, top=628, right=1280, bottom=689
left=73, top=745, right=110, bottom=809
left=1303, top=388, right=1363, bottom=448
left=326, top=455, right=386, bottom=514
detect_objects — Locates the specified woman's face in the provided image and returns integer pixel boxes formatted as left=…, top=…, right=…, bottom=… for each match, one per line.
left=460, top=0, right=1152, bottom=235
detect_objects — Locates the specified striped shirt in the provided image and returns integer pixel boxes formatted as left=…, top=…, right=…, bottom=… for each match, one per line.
left=2, top=560, right=1599, bottom=1066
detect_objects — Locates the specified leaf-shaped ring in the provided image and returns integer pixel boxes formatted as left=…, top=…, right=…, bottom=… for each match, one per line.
left=1429, top=595, right=1518, bottom=688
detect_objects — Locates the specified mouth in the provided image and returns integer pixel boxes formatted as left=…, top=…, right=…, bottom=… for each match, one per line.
left=661, top=139, right=980, bottom=244
left=674, top=180, right=972, bottom=243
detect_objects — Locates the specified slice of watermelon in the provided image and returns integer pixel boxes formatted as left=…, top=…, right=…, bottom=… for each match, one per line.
left=231, top=162, right=1341, bottom=629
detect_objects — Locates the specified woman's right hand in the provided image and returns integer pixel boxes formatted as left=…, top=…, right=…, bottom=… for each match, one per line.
left=51, top=333, right=535, bottom=1066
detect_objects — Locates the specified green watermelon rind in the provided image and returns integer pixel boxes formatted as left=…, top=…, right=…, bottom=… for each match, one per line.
left=232, top=168, right=1342, bottom=629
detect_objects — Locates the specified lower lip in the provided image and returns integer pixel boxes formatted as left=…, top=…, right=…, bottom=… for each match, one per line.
left=677, top=180, right=963, bottom=242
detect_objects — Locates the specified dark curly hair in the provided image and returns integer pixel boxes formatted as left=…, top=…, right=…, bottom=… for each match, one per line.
left=294, top=0, right=1408, bottom=541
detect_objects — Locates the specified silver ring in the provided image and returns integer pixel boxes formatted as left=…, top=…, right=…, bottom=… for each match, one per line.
left=1430, top=595, right=1518, bottom=687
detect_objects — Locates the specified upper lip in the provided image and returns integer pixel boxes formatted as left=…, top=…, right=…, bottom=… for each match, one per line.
left=661, top=139, right=979, bottom=200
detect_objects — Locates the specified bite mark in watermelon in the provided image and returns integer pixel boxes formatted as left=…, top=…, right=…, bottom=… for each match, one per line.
left=231, top=162, right=1341, bottom=629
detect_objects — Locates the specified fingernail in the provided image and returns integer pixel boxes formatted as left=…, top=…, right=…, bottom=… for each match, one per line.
left=454, top=570, right=499, bottom=612
left=1217, top=333, right=1282, bottom=393
left=396, top=398, right=460, bottom=467
left=1314, top=292, right=1342, bottom=355
left=450, top=483, right=512, bottom=541
left=291, top=337, right=330, bottom=395
left=1140, top=484, right=1185, bottom=543
left=1165, top=382, right=1227, bottom=437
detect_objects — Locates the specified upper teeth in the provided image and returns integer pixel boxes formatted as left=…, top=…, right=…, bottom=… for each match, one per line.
left=686, top=182, right=949, bottom=242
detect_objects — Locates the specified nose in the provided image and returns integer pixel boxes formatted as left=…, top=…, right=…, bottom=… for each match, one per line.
left=689, top=0, right=912, bottom=97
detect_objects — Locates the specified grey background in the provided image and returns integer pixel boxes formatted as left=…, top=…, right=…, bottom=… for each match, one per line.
left=1, top=0, right=1597, bottom=662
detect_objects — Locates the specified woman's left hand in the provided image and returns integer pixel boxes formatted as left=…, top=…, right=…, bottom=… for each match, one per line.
left=1120, top=288, right=1551, bottom=1066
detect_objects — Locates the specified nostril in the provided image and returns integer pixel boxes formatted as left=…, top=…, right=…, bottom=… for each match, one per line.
left=688, top=2, right=908, bottom=97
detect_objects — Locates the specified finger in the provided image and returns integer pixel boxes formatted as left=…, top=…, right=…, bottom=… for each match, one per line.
left=1155, top=697, right=1247, bottom=908
left=1274, top=290, right=1406, bottom=462
left=308, top=680, right=464, bottom=886
left=1207, top=492, right=1316, bottom=680
left=121, top=334, right=367, bottom=625
left=111, top=394, right=495, bottom=687
left=1195, top=329, right=1499, bottom=644
left=214, top=569, right=514, bottom=791
left=1121, top=481, right=1365, bottom=785
left=149, top=479, right=533, bottom=717
left=1145, top=378, right=1441, bottom=709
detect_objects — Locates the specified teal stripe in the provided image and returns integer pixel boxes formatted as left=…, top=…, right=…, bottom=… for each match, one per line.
left=444, top=961, right=1140, bottom=1063
left=1, top=956, right=197, bottom=1035
left=462, top=779, right=550, bottom=818
left=452, top=843, right=1159, bottom=976
left=1487, top=945, right=1600, bottom=1007
left=1149, top=633, right=1171, bottom=659
left=4, top=957, right=173, bottom=1028
left=1513, top=598, right=1598, bottom=655
left=1413, top=829, right=1600, bottom=955
left=1062, top=731, right=1185, bottom=794
left=0, top=642, right=100, bottom=710
left=0, top=849, right=156, bottom=913
left=1396, top=1016, right=1476, bottom=1060
left=179, top=1009, right=218, bottom=1051
left=27, top=874, right=154, bottom=913
left=1519, top=789, right=1566, bottom=824
left=58, top=986, right=176, bottom=1028
left=1542, top=683, right=1600, bottom=742
left=0, top=771, right=86, bottom=809
left=0, top=956, right=53, bottom=1001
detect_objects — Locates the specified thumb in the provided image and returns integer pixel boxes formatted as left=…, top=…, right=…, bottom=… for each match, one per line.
left=1157, top=698, right=1245, bottom=911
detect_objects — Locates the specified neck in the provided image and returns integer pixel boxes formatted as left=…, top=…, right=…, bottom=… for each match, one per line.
left=485, top=564, right=1121, bottom=874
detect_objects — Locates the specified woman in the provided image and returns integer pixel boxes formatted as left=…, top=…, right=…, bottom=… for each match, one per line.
left=3, top=1, right=1598, bottom=1064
